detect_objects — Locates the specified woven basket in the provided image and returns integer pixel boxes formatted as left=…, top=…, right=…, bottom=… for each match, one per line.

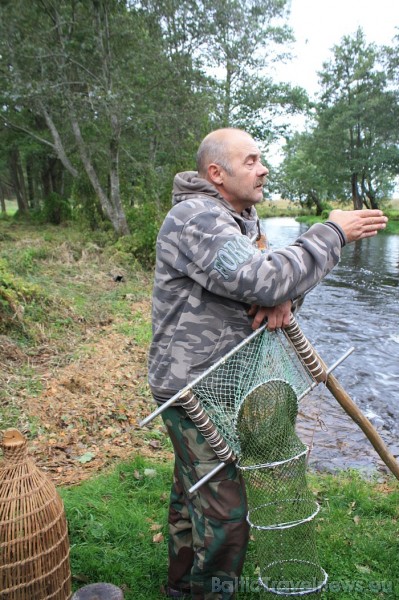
left=0, top=429, right=72, bottom=600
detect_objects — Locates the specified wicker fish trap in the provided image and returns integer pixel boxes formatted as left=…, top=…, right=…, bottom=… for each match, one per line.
left=0, top=429, right=72, bottom=600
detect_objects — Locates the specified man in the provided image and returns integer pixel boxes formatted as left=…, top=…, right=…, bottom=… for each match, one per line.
left=148, top=128, right=387, bottom=599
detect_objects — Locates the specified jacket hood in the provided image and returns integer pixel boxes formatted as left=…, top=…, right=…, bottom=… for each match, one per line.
left=172, top=170, right=258, bottom=222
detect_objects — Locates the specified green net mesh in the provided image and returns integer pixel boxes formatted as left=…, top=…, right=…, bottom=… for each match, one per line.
left=192, top=328, right=312, bottom=456
left=191, top=329, right=327, bottom=597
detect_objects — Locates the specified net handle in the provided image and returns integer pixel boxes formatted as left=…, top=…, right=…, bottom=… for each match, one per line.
left=180, top=392, right=235, bottom=495
left=180, top=393, right=235, bottom=464
left=283, top=314, right=327, bottom=383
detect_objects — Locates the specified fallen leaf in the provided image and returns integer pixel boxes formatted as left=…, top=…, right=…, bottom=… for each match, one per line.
left=76, top=452, right=96, bottom=464
left=355, top=564, right=371, bottom=574
left=144, top=468, right=157, bottom=477
left=152, top=532, right=164, bottom=543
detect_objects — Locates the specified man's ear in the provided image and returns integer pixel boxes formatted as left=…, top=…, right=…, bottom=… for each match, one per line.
left=207, top=163, right=224, bottom=185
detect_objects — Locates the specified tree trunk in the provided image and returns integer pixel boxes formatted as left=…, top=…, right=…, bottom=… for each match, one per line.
left=26, top=158, right=38, bottom=208
left=309, top=190, right=323, bottom=215
left=223, top=61, right=233, bottom=127
left=367, top=194, right=379, bottom=209
left=39, top=103, right=78, bottom=178
left=351, top=173, right=363, bottom=210
left=361, top=173, right=379, bottom=209
left=70, top=114, right=130, bottom=236
left=109, top=113, right=130, bottom=235
left=41, top=161, right=53, bottom=199
left=8, top=147, right=29, bottom=213
left=0, top=185, right=6, bottom=213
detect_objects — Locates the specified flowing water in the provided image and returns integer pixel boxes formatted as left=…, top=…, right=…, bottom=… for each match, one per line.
left=261, top=217, right=399, bottom=475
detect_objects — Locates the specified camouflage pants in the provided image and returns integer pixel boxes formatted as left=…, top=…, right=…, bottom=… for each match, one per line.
left=161, top=406, right=249, bottom=600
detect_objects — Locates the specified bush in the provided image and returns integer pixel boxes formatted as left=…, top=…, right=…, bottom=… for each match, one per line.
left=0, top=258, right=48, bottom=334
left=70, top=176, right=107, bottom=230
left=42, top=192, right=72, bottom=224
left=124, top=203, right=164, bottom=266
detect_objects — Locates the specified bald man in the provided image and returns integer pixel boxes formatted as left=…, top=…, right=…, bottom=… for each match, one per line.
left=148, top=128, right=387, bottom=599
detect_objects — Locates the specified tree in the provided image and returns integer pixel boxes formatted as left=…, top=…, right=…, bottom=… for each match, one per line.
left=0, top=0, right=217, bottom=233
left=199, top=0, right=309, bottom=141
left=0, top=0, right=312, bottom=237
left=316, top=29, right=399, bottom=209
left=276, top=131, right=329, bottom=215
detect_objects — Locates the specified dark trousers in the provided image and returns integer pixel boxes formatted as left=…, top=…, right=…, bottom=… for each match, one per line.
left=161, top=406, right=249, bottom=599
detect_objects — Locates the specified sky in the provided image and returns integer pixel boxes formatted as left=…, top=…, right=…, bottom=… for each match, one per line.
left=276, top=0, right=399, bottom=96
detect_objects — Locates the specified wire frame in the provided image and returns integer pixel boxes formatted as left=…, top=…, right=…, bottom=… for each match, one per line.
left=0, top=429, right=72, bottom=600
left=237, top=381, right=327, bottom=597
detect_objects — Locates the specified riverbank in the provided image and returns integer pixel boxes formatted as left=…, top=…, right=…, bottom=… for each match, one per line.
left=1, top=219, right=398, bottom=598
left=255, top=197, right=399, bottom=234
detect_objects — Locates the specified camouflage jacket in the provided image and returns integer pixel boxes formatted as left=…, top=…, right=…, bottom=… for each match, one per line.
left=148, top=171, right=345, bottom=402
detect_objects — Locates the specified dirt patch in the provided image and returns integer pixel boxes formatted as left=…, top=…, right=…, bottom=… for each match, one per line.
left=0, top=336, right=27, bottom=363
left=19, top=300, right=173, bottom=487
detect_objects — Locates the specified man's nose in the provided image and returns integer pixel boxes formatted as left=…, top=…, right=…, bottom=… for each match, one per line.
left=258, top=163, right=269, bottom=177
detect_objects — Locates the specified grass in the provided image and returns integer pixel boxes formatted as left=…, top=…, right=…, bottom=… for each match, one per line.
left=0, top=218, right=152, bottom=433
left=61, top=459, right=399, bottom=599
left=61, top=458, right=171, bottom=599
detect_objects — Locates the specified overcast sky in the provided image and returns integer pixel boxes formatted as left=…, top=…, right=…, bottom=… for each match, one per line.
left=276, top=0, right=399, bottom=96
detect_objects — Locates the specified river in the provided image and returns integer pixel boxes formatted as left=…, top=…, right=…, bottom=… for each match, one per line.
left=261, top=217, right=399, bottom=476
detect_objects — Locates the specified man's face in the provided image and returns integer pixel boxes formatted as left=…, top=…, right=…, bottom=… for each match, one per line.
left=219, top=133, right=269, bottom=213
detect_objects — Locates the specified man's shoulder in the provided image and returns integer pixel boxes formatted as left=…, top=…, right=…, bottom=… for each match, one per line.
left=168, top=194, right=229, bottom=222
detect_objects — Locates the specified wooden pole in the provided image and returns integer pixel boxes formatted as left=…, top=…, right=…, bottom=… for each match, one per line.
left=324, top=372, right=399, bottom=480
left=284, top=315, right=399, bottom=481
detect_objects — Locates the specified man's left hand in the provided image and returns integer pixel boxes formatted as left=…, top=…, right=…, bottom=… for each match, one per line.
left=248, top=300, right=292, bottom=331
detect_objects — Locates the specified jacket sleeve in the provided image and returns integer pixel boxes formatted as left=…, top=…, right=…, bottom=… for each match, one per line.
left=165, top=204, right=342, bottom=307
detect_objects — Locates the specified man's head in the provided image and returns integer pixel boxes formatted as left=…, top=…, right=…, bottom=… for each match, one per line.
left=196, top=128, right=269, bottom=213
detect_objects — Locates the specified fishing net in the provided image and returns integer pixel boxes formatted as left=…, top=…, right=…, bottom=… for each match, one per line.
left=183, top=325, right=328, bottom=596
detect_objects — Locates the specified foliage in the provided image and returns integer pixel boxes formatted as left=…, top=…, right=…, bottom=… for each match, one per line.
left=195, top=0, right=308, bottom=138
left=276, top=131, right=331, bottom=214
left=0, top=257, right=50, bottom=335
left=118, top=204, right=162, bottom=266
left=316, top=29, right=399, bottom=208
left=40, top=192, right=72, bottom=225
left=0, top=0, right=212, bottom=235
left=0, top=0, right=313, bottom=239
left=278, top=29, right=399, bottom=210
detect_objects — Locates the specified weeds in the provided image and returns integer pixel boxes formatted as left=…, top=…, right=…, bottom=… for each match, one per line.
left=0, top=219, right=152, bottom=447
